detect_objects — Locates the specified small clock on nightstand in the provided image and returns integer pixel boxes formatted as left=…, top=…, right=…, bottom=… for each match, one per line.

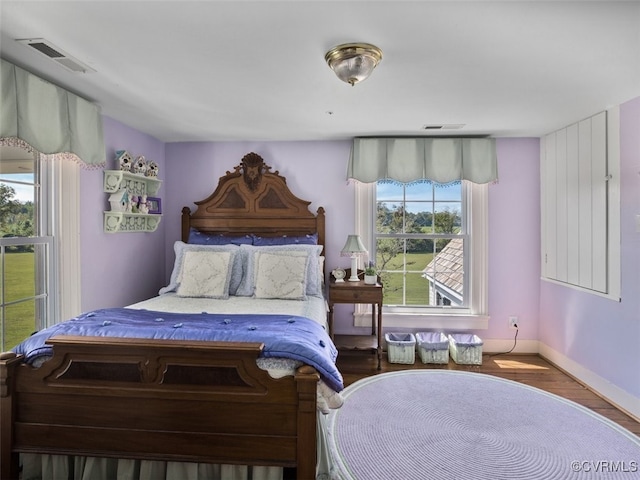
left=331, top=268, right=346, bottom=283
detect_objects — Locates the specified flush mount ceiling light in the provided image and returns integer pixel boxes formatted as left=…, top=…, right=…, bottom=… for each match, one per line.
left=325, top=43, right=383, bottom=86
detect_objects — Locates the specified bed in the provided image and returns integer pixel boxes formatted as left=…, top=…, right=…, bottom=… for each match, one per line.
left=0, top=153, right=340, bottom=480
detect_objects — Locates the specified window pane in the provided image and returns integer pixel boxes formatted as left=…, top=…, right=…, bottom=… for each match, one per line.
left=434, top=182, right=462, bottom=200
left=434, top=202, right=461, bottom=234
left=0, top=177, right=36, bottom=238
left=4, top=248, right=35, bottom=303
left=405, top=182, right=433, bottom=200
left=376, top=182, right=404, bottom=200
left=3, top=299, right=37, bottom=350
left=377, top=201, right=404, bottom=234
left=380, top=271, right=404, bottom=305
left=425, top=238, right=464, bottom=306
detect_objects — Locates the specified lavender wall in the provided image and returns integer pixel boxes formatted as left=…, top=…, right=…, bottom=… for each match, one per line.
left=539, top=97, right=640, bottom=401
left=162, top=138, right=542, bottom=338
left=486, top=138, right=541, bottom=342
left=162, top=141, right=353, bottom=291
left=80, top=116, right=166, bottom=311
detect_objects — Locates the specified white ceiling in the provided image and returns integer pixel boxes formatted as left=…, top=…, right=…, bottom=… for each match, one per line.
left=1, top=1, right=639, bottom=143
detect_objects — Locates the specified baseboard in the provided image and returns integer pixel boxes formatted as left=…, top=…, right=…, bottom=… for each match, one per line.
left=482, top=338, right=538, bottom=354
left=538, top=343, right=640, bottom=422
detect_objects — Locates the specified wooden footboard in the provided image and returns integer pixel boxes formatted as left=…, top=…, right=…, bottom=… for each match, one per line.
left=0, top=336, right=319, bottom=480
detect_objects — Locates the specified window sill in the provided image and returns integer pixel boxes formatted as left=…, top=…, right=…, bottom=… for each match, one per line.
left=355, top=312, right=489, bottom=330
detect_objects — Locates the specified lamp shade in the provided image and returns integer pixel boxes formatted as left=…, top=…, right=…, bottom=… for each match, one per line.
left=341, top=234, right=367, bottom=282
left=341, top=234, right=367, bottom=256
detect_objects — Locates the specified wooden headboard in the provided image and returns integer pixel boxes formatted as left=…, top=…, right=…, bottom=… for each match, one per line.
left=181, top=152, right=325, bottom=252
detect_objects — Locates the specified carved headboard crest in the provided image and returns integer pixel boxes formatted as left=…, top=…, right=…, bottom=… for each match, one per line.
left=232, top=152, right=273, bottom=192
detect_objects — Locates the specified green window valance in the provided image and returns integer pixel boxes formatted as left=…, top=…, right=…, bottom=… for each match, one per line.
left=1, top=58, right=105, bottom=166
left=348, top=137, right=498, bottom=184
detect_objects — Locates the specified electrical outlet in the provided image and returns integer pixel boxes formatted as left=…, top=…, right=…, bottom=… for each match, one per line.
left=509, top=316, right=519, bottom=329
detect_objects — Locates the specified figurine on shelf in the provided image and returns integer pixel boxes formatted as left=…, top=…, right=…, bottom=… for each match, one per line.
left=116, top=150, right=133, bottom=171
left=133, top=155, right=147, bottom=176
left=145, top=161, right=159, bottom=178
left=130, top=195, right=139, bottom=213
left=138, top=194, right=150, bottom=214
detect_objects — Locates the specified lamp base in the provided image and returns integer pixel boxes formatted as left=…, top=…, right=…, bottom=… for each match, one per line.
left=348, top=255, right=360, bottom=282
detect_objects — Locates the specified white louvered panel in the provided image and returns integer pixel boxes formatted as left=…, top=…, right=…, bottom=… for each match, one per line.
left=591, top=111, right=608, bottom=293
left=578, top=118, right=593, bottom=290
left=555, top=128, right=568, bottom=283
left=566, top=123, right=580, bottom=285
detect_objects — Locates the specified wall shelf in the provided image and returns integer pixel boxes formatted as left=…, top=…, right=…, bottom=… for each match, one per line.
left=103, top=170, right=162, bottom=196
left=104, top=212, right=162, bottom=233
left=103, top=170, right=162, bottom=233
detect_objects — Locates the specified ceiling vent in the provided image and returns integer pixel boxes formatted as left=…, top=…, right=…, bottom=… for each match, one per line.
left=422, top=124, right=465, bottom=130
left=16, top=38, right=95, bottom=73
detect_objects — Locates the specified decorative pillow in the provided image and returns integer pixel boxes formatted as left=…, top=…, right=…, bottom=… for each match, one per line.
left=159, top=241, right=242, bottom=296
left=318, top=255, right=325, bottom=288
left=189, top=228, right=253, bottom=245
left=252, top=233, right=318, bottom=246
left=254, top=252, right=308, bottom=300
left=235, top=244, right=323, bottom=297
left=176, top=250, right=234, bottom=298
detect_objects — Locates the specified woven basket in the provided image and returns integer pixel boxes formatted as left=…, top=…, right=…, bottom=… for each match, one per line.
left=448, top=333, right=483, bottom=365
left=416, top=332, right=449, bottom=364
left=385, top=333, right=416, bottom=364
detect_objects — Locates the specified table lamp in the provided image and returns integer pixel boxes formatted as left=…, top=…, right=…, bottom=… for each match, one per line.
left=341, top=234, right=368, bottom=282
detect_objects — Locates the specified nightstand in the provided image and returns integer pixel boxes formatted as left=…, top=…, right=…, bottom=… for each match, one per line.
left=328, top=268, right=383, bottom=370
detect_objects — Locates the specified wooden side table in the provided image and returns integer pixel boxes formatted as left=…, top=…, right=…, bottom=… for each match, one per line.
left=328, top=268, right=383, bottom=370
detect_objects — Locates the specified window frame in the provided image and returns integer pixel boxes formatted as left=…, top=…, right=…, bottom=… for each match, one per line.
left=354, top=180, right=489, bottom=330
left=0, top=148, right=81, bottom=349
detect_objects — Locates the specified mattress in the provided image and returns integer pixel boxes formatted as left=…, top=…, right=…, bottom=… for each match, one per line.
left=127, top=292, right=329, bottom=329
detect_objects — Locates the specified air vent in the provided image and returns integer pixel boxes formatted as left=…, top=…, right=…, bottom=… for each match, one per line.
left=16, top=38, right=95, bottom=73
left=422, top=124, right=465, bottom=130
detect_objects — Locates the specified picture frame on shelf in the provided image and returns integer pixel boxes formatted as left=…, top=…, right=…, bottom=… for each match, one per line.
left=147, top=197, right=162, bottom=214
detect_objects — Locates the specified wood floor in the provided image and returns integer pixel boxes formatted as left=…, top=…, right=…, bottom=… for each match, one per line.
left=336, top=350, right=640, bottom=437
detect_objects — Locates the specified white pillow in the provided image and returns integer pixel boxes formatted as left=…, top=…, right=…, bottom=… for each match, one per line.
left=176, top=250, right=235, bottom=298
left=236, top=244, right=323, bottom=297
left=160, top=241, right=241, bottom=295
left=254, top=252, right=308, bottom=300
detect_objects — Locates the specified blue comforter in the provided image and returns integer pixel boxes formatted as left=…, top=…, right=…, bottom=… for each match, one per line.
left=13, top=308, right=343, bottom=392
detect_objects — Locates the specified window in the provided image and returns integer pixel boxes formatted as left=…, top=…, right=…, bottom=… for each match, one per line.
left=375, top=181, right=466, bottom=308
left=0, top=149, right=50, bottom=350
left=0, top=146, right=81, bottom=351
left=355, top=180, right=488, bottom=329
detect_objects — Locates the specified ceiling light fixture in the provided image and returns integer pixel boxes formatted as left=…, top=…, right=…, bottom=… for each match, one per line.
left=325, top=43, right=382, bottom=86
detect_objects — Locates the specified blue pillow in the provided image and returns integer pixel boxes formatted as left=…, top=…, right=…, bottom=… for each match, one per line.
left=252, top=233, right=318, bottom=246
left=189, top=228, right=253, bottom=245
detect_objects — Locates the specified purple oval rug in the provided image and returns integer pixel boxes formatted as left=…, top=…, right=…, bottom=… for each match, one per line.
left=326, top=370, right=640, bottom=479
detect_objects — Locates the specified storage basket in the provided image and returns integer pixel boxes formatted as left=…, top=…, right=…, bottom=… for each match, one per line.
left=385, top=333, right=416, bottom=364
left=416, top=332, right=449, bottom=364
left=448, top=333, right=483, bottom=365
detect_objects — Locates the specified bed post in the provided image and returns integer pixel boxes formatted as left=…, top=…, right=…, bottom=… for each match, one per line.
left=0, top=352, right=21, bottom=480
left=295, top=366, right=320, bottom=480
left=181, top=206, right=192, bottom=242
left=316, top=207, right=326, bottom=256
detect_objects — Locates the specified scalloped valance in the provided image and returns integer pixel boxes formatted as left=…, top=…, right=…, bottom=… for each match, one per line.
left=1, top=58, right=105, bottom=166
left=348, top=137, right=497, bottom=184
